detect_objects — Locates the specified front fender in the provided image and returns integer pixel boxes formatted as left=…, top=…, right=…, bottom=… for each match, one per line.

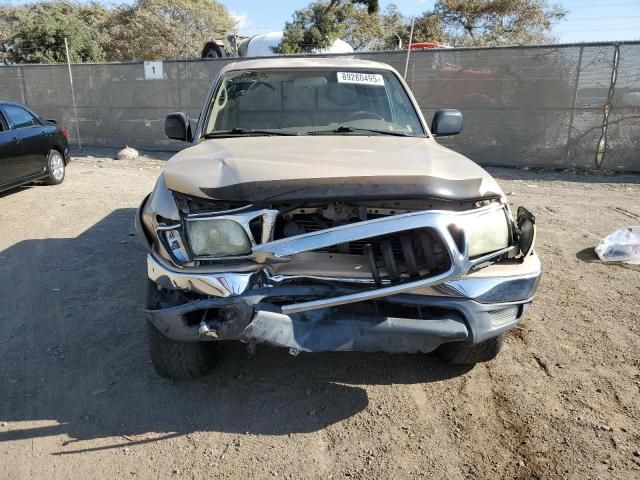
left=135, top=193, right=152, bottom=250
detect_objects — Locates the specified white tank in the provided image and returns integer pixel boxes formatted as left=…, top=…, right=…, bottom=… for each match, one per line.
left=245, top=31, right=354, bottom=57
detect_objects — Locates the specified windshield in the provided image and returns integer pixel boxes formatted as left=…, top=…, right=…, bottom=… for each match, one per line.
left=204, top=69, right=426, bottom=137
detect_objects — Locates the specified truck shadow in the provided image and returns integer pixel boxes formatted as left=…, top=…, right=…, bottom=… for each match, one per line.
left=0, top=208, right=471, bottom=454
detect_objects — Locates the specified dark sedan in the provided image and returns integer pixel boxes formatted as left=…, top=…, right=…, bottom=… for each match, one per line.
left=0, top=101, right=71, bottom=193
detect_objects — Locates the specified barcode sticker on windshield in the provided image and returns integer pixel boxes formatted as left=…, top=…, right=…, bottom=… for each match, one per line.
left=337, top=72, right=385, bottom=86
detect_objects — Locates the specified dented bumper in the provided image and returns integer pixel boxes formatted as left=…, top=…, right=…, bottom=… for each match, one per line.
left=144, top=251, right=541, bottom=352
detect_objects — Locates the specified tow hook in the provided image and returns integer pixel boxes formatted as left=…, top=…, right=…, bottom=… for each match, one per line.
left=198, top=321, right=218, bottom=338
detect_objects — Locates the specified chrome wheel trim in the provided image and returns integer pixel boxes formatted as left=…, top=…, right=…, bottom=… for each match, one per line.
left=50, top=152, right=65, bottom=181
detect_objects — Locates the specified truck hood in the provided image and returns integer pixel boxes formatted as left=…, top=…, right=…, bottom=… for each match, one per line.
left=163, top=136, right=504, bottom=203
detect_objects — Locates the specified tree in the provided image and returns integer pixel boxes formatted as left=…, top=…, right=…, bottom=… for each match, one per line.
left=278, top=0, right=379, bottom=54
left=390, top=10, right=446, bottom=48
left=343, top=3, right=396, bottom=51
left=102, top=0, right=236, bottom=61
left=0, top=0, right=237, bottom=64
left=432, top=0, right=567, bottom=46
left=0, top=6, right=24, bottom=65
left=376, top=4, right=410, bottom=49
left=1, top=1, right=108, bottom=64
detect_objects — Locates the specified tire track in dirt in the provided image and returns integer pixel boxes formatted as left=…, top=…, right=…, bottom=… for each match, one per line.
left=485, top=363, right=544, bottom=479
left=407, top=380, right=467, bottom=478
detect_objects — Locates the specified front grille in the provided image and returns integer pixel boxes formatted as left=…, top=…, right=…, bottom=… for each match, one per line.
left=358, top=228, right=450, bottom=284
left=276, top=213, right=451, bottom=285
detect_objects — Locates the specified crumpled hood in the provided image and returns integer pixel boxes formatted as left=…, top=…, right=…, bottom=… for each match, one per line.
left=163, top=136, right=504, bottom=203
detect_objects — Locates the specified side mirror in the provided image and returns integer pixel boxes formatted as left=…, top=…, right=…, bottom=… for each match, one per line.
left=165, top=112, right=193, bottom=142
left=431, top=109, right=463, bottom=137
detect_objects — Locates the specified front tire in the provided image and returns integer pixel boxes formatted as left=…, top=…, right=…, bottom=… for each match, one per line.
left=147, top=322, right=219, bottom=379
left=436, top=335, right=504, bottom=365
left=146, top=281, right=219, bottom=379
left=44, top=149, right=65, bottom=185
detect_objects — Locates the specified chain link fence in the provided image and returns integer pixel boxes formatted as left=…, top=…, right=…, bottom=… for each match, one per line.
left=1, top=42, right=638, bottom=171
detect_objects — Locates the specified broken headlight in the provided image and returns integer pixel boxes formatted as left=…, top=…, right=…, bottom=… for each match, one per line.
left=465, top=208, right=510, bottom=258
left=516, top=206, right=536, bottom=257
left=186, top=218, right=251, bottom=257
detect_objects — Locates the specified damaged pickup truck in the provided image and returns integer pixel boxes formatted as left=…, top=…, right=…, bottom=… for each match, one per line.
left=136, top=58, right=542, bottom=379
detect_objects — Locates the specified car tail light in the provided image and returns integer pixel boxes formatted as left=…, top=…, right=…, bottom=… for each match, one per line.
left=61, top=129, right=68, bottom=137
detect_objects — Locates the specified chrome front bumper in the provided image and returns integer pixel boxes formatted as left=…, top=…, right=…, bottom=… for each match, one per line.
left=148, top=251, right=542, bottom=305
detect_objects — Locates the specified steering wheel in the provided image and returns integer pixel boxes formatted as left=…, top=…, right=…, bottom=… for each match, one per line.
left=248, top=81, right=275, bottom=92
left=343, top=110, right=384, bottom=122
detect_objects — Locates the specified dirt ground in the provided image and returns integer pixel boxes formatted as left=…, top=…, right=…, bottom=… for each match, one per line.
left=1, top=151, right=639, bottom=480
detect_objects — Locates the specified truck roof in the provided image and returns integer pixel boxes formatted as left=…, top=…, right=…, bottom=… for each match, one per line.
left=219, top=57, right=397, bottom=75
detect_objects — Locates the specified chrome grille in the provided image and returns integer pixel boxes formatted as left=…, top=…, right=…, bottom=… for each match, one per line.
left=277, top=213, right=451, bottom=284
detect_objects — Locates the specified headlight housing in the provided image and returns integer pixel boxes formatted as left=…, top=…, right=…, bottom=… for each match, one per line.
left=162, top=228, right=190, bottom=263
left=464, top=208, right=510, bottom=258
left=186, top=218, right=252, bottom=257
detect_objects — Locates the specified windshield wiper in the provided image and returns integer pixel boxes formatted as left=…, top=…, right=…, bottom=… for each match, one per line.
left=203, top=128, right=299, bottom=138
left=307, top=126, right=413, bottom=137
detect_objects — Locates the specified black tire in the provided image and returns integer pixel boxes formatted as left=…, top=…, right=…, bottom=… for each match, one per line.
left=201, top=44, right=223, bottom=59
left=44, top=149, right=65, bottom=185
left=436, top=334, right=504, bottom=365
left=146, top=281, right=219, bottom=379
left=147, top=322, right=218, bottom=379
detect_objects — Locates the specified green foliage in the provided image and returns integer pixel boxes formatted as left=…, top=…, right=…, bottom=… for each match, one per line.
left=1, top=1, right=107, bottom=64
left=0, top=0, right=567, bottom=64
left=433, top=0, right=567, bottom=46
left=103, top=0, right=236, bottom=61
left=279, top=0, right=566, bottom=54
left=392, top=10, right=446, bottom=47
left=278, top=0, right=380, bottom=54
left=0, top=6, right=24, bottom=64
left=350, top=0, right=379, bottom=15
left=0, top=0, right=236, bottom=64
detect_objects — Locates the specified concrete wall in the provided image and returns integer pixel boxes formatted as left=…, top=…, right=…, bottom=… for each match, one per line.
left=1, top=42, right=639, bottom=171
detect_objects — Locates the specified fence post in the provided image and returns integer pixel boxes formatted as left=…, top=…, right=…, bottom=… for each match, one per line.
left=564, top=46, right=583, bottom=164
left=594, top=44, right=620, bottom=169
left=64, top=38, right=82, bottom=149
left=403, top=18, right=415, bottom=80
left=20, top=66, right=28, bottom=105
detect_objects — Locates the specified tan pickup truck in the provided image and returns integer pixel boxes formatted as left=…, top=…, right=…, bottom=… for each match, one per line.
left=136, top=58, right=541, bottom=379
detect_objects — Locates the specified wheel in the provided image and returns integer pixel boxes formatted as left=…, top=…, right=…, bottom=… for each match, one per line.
left=44, top=149, right=65, bottom=185
left=436, top=334, right=504, bottom=365
left=146, top=281, right=219, bottom=379
left=147, top=322, right=219, bottom=379
left=201, top=44, right=223, bottom=59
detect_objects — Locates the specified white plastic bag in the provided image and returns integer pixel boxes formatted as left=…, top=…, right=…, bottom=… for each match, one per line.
left=595, top=226, right=640, bottom=264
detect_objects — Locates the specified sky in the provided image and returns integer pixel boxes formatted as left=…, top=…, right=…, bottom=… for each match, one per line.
left=2, top=0, right=639, bottom=43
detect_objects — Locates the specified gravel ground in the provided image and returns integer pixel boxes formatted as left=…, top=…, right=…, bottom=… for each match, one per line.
left=1, top=152, right=639, bottom=479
